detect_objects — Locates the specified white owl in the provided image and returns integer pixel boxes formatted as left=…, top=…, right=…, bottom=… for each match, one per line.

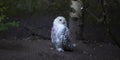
left=51, top=16, right=75, bottom=52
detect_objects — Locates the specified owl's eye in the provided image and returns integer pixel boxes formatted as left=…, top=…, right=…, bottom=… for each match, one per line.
left=59, top=19, right=62, bottom=21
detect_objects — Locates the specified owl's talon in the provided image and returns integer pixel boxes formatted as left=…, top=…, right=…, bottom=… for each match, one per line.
left=57, top=48, right=64, bottom=52
left=72, top=43, right=76, bottom=47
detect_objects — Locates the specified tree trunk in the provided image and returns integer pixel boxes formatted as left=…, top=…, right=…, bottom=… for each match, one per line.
left=69, top=0, right=83, bottom=42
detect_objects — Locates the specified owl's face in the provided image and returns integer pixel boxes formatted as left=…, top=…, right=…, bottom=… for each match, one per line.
left=53, top=16, right=67, bottom=26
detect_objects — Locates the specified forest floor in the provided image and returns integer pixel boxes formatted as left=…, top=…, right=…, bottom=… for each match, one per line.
left=0, top=36, right=120, bottom=60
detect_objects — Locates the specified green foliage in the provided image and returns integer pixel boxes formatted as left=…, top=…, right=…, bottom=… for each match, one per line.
left=13, top=0, right=49, bottom=15
left=0, top=21, right=19, bottom=31
left=0, top=23, right=8, bottom=31
left=0, top=0, right=19, bottom=31
left=0, top=15, right=5, bottom=22
left=47, top=0, right=71, bottom=16
left=0, top=2, right=7, bottom=22
left=0, top=0, right=71, bottom=16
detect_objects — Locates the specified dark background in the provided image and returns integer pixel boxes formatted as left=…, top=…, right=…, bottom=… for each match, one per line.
left=0, top=0, right=120, bottom=60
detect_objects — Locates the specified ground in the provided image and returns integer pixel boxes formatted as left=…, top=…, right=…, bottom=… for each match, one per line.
left=0, top=36, right=120, bottom=60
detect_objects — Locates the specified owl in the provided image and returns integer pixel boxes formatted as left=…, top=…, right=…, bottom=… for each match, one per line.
left=51, top=16, right=75, bottom=52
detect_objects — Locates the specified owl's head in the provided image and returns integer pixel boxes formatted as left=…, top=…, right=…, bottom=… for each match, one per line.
left=53, top=16, right=67, bottom=26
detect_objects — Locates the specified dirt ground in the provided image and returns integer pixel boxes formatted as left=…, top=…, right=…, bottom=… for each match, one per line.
left=0, top=36, right=120, bottom=60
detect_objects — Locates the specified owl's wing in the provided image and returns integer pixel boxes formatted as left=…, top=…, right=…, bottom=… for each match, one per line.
left=61, top=26, right=72, bottom=46
left=64, top=27, right=70, bottom=40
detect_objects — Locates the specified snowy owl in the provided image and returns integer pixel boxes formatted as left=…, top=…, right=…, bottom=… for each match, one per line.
left=51, top=16, right=75, bottom=52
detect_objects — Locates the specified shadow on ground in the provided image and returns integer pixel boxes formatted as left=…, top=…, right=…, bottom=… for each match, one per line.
left=0, top=36, right=120, bottom=60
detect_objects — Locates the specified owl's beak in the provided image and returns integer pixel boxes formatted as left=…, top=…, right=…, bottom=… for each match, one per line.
left=63, top=22, right=65, bottom=24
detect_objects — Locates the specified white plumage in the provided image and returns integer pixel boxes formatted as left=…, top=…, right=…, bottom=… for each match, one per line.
left=51, top=16, right=75, bottom=52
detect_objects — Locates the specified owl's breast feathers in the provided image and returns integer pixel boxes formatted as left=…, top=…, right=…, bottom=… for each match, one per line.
left=51, top=24, right=69, bottom=40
